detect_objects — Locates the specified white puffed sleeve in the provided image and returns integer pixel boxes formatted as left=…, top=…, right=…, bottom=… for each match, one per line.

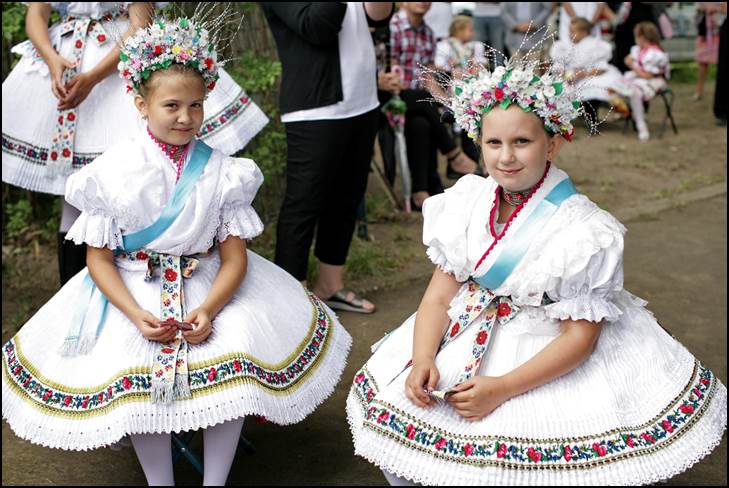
left=64, top=162, right=126, bottom=250
left=641, top=48, right=669, bottom=76
left=543, top=210, right=626, bottom=323
left=216, top=156, right=264, bottom=242
left=422, top=175, right=489, bottom=282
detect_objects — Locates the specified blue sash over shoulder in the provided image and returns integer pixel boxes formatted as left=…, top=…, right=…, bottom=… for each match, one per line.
left=60, top=141, right=213, bottom=356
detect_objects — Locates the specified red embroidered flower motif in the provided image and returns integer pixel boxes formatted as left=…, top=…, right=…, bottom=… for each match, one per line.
left=450, top=323, right=460, bottom=337
left=354, top=373, right=365, bottom=384
left=625, top=435, right=635, bottom=448
left=207, top=81, right=216, bottom=91
left=680, top=404, right=694, bottom=414
left=82, top=396, right=89, bottom=408
left=592, top=443, right=607, bottom=456
left=233, top=360, right=242, bottom=373
left=67, top=112, right=76, bottom=122
left=434, top=438, right=447, bottom=451
left=208, top=367, right=217, bottom=382
left=406, top=424, right=416, bottom=440
left=496, top=443, right=507, bottom=458
left=50, top=151, right=58, bottom=161
left=494, top=88, right=504, bottom=101
left=661, top=420, right=673, bottom=433
left=161, top=348, right=175, bottom=354
left=641, top=433, right=655, bottom=444
left=64, top=395, right=72, bottom=406
left=98, top=393, right=104, bottom=401
left=378, top=412, right=390, bottom=424
left=693, top=387, right=703, bottom=398
left=497, top=302, right=512, bottom=317
left=43, top=390, right=54, bottom=401
left=563, top=445, right=572, bottom=461
left=476, top=331, right=488, bottom=345
left=97, top=34, right=106, bottom=42
left=464, top=443, right=474, bottom=457
left=62, top=148, right=71, bottom=158
left=135, top=251, right=149, bottom=260
left=122, top=377, right=132, bottom=390
left=58, top=115, right=64, bottom=125
left=700, top=378, right=710, bottom=386
left=527, top=447, right=542, bottom=462
left=164, top=268, right=178, bottom=282
left=75, top=40, right=83, bottom=49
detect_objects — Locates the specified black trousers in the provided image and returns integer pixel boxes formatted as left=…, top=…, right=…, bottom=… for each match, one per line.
left=275, top=108, right=379, bottom=281
left=714, top=18, right=728, bottom=120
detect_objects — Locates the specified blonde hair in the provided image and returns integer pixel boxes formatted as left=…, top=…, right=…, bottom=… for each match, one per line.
left=570, top=16, right=593, bottom=34
left=634, top=21, right=662, bottom=46
left=449, top=15, right=473, bottom=38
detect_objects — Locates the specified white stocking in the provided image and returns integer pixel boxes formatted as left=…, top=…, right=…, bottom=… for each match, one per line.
left=382, top=469, right=420, bottom=486
left=202, top=417, right=245, bottom=486
left=628, top=92, right=649, bottom=136
left=59, top=199, right=81, bottom=233
left=130, top=432, right=175, bottom=486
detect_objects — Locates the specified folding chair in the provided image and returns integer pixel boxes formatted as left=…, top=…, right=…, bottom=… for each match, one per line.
left=623, top=87, right=678, bottom=138
left=172, top=430, right=256, bottom=475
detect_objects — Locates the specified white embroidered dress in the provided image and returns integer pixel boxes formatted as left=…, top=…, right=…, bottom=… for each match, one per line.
left=1, top=2, right=268, bottom=195
left=549, top=36, right=623, bottom=102
left=346, top=168, right=727, bottom=485
left=1, top=130, right=352, bottom=450
left=613, top=45, right=670, bottom=101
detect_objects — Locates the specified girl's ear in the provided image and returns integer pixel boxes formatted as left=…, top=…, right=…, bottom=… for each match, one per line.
left=546, top=134, right=566, bottom=161
left=134, top=94, right=148, bottom=119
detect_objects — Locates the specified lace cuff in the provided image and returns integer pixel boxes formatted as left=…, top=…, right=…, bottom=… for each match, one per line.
left=66, top=210, right=124, bottom=250
left=216, top=203, right=264, bottom=242
left=544, top=293, right=623, bottom=323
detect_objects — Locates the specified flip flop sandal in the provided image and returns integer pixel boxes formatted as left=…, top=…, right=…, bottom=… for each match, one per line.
left=324, top=288, right=376, bottom=314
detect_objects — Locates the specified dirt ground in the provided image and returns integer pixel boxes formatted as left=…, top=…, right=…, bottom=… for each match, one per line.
left=1, top=82, right=726, bottom=485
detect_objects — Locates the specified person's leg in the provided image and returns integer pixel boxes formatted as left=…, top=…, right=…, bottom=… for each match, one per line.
left=381, top=469, right=420, bottom=486
left=275, top=120, right=347, bottom=281
left=404, top=114, right=431, bottom=195
left=202, top=418, right=245, bottom=486
left=58, top=199, right=86, bottom=285
left=714, top=20, right=729, bottom=122
left=695, top=62, right=709, bottom=99
left=130, top=432, right=175, bottom=486
left=313, top=109, right=379, bottom=311
left=628, top=92, right=650, bottom=140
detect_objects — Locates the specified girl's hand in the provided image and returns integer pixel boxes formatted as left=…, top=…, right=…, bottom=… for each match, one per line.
left=405, top=358, right=440, bottom=408
left=60, top=71, right=98, bottom=109
left=131, top=308, right=177, bottom=343
left=447, top=376, right=513, bottom=421
left=183, top=307, right=213, bottom=345
left=47, top=54, right=75, bottom=100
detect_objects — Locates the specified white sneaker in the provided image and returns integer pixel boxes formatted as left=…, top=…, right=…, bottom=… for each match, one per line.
left=638, top=129, right=650, bottom=142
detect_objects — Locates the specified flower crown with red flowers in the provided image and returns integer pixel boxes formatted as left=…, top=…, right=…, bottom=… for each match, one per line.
left=119, top=17, right=219, bottom=95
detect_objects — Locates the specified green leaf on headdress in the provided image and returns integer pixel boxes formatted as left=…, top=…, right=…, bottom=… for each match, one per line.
left=141, top=69, right=151, bottom=80
left=455, top=86, right=462, bottom=96
left=572, top=100, right=581, bottom=109
left=179, top=18, right=189, bottom=28
left=522, top=105, right=532, bottom=112
left=208, top=44, right=214, bottom=52
left=120, top=52, right=129, bottom=62
left=161, top=59, right=173, bottom=69
left=553, top=82, right=563, bottom=95
left=499, top=98, right=512, bottom=110
left=189, top=59, right=200, bottom=69
left=157, top=20, right=165, bottom=29
left=503, top=69, right=512, bottom=81
left=531, top=75, right=540, bottom=83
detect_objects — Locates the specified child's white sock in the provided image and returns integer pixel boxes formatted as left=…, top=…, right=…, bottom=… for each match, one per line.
left=130, top=432, right=175, bottom=486
left=202, top=417, right=245, bottom=486
left=629, top=92, right=650, bottom=140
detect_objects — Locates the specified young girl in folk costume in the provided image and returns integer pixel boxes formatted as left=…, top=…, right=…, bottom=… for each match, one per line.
left=2, top=17, right=351, bottom=486
left=609, top=21, right=670, bottom=142
left=1, top=2, right=268, bottom=286
left=550, top=17, right=622, bottom=120
left=434, top=16, right=486, bottom=76
left=346, top=50, right=726, bottom=485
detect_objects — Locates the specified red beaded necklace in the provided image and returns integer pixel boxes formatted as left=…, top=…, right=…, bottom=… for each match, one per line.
left=146, top=127, right=190, bottom=182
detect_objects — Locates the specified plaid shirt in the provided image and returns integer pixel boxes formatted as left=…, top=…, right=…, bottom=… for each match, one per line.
left=389, top=9, right=435, bottom=89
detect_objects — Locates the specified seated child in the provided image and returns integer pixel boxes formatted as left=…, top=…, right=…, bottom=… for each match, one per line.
left=346, top=48, right=726, bottom=486
left=610, top=21, right=670, bottom=141
left=2, top=16, right=351, bottom=486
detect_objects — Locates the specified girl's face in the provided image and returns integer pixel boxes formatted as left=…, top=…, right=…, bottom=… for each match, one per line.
left=456, top=23, right=474, bottom=43
left=634, top=32, right=648, bottom=47
left=569, top=25, right=589, bottom=43
left=480, top=105, right=564, bottom=192
left=135, top=71, right=206, bottom=146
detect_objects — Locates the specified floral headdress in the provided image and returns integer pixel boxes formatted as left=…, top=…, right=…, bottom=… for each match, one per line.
left=434, top=28, right=595, bottom=142
left=119, top=17, right=219, bottom=95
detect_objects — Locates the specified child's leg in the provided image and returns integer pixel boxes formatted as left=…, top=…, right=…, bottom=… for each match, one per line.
left=381, top=469, right=420, bottom=486
left=696, top=62, right=709, bottom=98
left=202, top=417, right=245, bottom=486
left=628, top=92, right=650, bottom=140
left=130, top=432, right=175, bottom=486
